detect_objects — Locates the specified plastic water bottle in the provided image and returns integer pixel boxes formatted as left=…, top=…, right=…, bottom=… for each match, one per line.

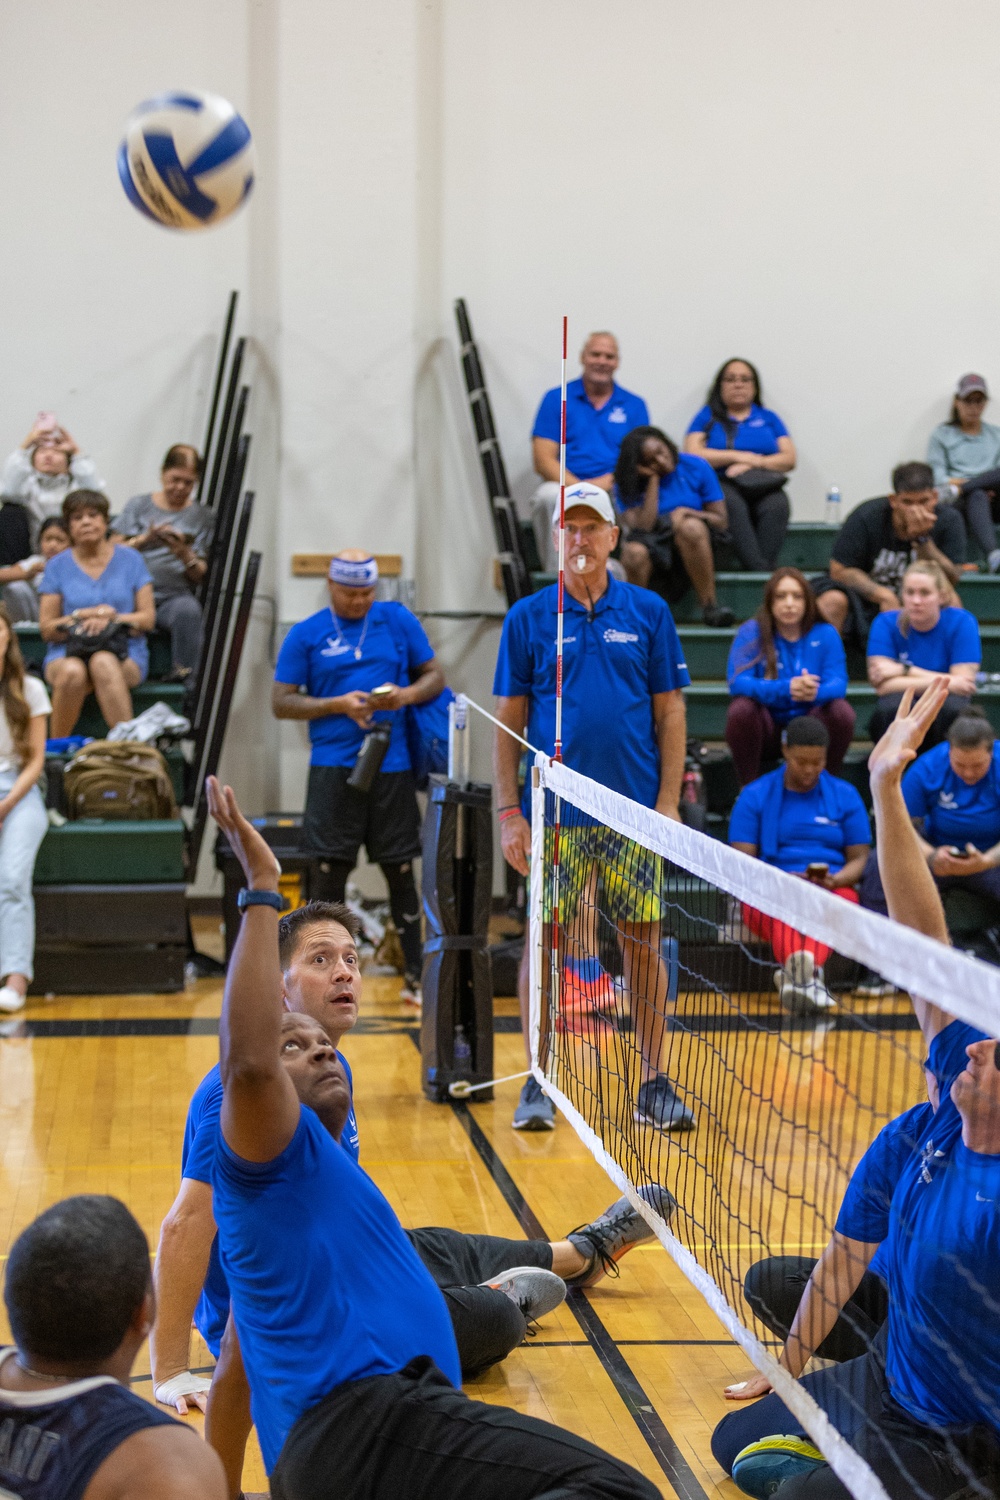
left=825, top=486, right=842, bottom=525
left=453, top=1024, right=472, bottom=1077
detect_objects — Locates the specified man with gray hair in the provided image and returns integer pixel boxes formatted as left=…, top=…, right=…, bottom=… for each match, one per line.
left=530, top=331, right=649, bottom=568
left=272, top=549, right=445, bottom=1002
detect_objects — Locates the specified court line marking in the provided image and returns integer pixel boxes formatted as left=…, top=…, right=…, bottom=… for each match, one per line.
left=449, top=1099, right=710, bottom=1500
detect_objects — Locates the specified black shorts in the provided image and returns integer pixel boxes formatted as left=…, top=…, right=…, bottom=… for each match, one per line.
left=625, top=515, right=729, bottom=603
left=303, top=764, right=421, bottom=865
left=811, top=575, right=880, bottom=649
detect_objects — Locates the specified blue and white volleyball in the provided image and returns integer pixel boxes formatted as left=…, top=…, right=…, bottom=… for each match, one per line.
left=117, top=91, right=254, bottom=230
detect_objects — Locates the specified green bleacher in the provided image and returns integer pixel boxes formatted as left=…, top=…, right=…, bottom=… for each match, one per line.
left=530, top=521, right=1000, bottom=813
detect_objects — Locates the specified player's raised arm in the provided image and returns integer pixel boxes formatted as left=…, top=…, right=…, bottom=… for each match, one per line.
left=206, top=777, right=300, bottom=1163
left=867, top=679, right=954, bottom=1041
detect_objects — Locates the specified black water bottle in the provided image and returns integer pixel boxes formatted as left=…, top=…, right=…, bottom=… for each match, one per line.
left=347, top=723, right=392, bottom=792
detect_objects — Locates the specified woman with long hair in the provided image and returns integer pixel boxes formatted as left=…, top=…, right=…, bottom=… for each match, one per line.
left=614, top=424, right=734, bottom=626
left=927, top=372, right=1000, bottom=571
left=684, top=358, right=795, bottom=571
left=0, top=604, right=50, bottom=1013
left=866, top=558, right=980, bottom=748
left=39, top=490, right=155, bottom=736
left=725, top=567, right=854, bottom=784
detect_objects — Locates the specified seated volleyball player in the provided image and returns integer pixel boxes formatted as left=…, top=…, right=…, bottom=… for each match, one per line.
left=0, top=1194, right=224, bottom=1499
left=494, top=482, right=693, bottom=1132
left=200, top=776, right=659, bottom=1500
left=151, top=897, right=662, bottom=1428
left=713, top=680, right=1000, bottom=1500
left=728, top=715, right=872, bottom=1014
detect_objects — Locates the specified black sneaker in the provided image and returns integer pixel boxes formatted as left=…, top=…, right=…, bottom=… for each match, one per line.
left=702, top=603, right=736, bottom=628
left=635, top=1073, right=696, bottom=1131
left=565, top=1184, right=677, bottom=1287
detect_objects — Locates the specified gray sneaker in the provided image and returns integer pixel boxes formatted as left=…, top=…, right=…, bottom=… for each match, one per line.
left=565, top=1183, right=677, bottom=1287
left=512, top=1076, right=556, bottom=1131
left=634, top=1073, right=696, bottom=1131
left=479, top=1266, right=567, bottom=1321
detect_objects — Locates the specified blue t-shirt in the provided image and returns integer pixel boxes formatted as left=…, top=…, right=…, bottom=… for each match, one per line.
left=39, top=545, right=153, bottom=679
left=686, top=402, right=788, bottom=456
left=727, top=621, right=848, bottom=725
left=532, top=377, right=649, bottom=480
left=493, top=575, right=690, bottom=814
left=881, top=1020, right=1000, bottom=1435
left=212, top=1106, right=460, bottom=1474
left=866, top=606, right=981, bottom=674
left=727, top=766, right=872, bottom=872
left=835, top=1102, right=935, bottom=1280
left=182, top=1060, right=360, bottom=1357
left=902, top=740, right=1000, bottom=851
left=274, top=602, right=434, bottom=770
left=614, top=452, right=723, bottom=518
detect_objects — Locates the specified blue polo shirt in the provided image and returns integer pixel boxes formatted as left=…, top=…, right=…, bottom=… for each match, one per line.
left=615, top=452, right=723, bottom=518
left=727, top=621, right=848, bottom=725
left=686, top=402, right=788, bottom=455
left=902, top=740, right=1000, bottom=851
left=835, top=1102, right=935, bottom=1280
left=274, top=602, right=434, bottom=771
left=727, top=766, right=871, bottom=872
left=493, top=575, right=689, bottom=814
left=533, top=377, right=649, bottom=479
left=181, top=1060, right=361, bottom=1358
left=881, top=1020, right=999, bottom=1435
left=866, top=606, right=981, bottom=673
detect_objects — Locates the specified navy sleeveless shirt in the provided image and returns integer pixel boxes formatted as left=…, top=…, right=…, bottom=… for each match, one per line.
left=0, top=1348, right=181, bottom=1499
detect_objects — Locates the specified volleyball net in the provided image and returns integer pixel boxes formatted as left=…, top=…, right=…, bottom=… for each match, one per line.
left=528, top=752, right=1000, bottom=1500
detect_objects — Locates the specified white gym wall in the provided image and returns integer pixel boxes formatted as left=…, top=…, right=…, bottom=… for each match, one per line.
left=3, top=0, right=999, bottom=877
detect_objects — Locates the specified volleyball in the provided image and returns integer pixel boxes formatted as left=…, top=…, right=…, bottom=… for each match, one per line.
left=117, top=90, right=255, bottom=230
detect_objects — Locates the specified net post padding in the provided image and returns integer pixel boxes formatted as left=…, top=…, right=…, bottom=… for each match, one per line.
left=537, top=755, right=1000, bottom=1038
left=536, top=1068, right=891, bottom=1500
left=529, top=764, right=545, bottom=1073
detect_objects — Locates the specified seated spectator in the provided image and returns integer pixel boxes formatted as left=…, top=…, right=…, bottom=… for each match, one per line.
left=861, top=709, right=1000, bottom=921
left=0, top=516, right=70, bottom=624
left=928, top=372, right=1000, bottom=571
left=531, top=331, right=648, bottom=568
left=725, top=567, right=855, bottom=784
left=683, top=358, right=795, bottom=571
left=866, top=559, right=979, bottom=748
left=0, top=605, right=49, bottom=1016
left=39, top=491, right=154, bottom=737
left=729, top=716, right=871, bottom=1014
left=114, top=444, right=213, bottom=681
left=1, top=416, right=105, bottom=549
left=614, top=425, right=735, bottom=627
left=813, top=461, right=966, bottom=647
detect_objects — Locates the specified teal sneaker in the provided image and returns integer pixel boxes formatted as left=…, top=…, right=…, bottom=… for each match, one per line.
left=732, top=1435, right=826, bottom=1496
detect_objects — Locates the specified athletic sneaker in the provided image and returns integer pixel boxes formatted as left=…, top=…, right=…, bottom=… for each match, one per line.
left=0, top=985, right=26, bottom=1014
left=479, top=1266, right=567, bottom=1321
left=399, top=974, right=422, bottom=1010
left=776, top=951, right=836, bottom=1015
left=634, top=1073, right=696, bottom=1131
left=512, top=1075, right=556, bottom=1131
left=565, top=1183, right=677, bottom=1288
left=731, top=1435, right=825, bottom=1497
left=854, top=969, right=898, bottom=998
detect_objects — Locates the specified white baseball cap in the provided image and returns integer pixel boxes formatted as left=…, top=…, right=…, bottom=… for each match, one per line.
left=551, top=483, right=617, bottom=527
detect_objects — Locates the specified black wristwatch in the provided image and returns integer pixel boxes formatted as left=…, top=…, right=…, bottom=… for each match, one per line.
left=236, top=888, right=284, bottom=911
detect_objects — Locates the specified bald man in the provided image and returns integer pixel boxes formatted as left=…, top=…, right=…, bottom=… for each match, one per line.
left=531, top=332, right=650, bottom=569
left=272, top=551, right=445, bottom=1002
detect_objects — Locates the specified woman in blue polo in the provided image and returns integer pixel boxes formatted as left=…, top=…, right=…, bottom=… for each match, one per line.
left=866, top=559, right=980, bottom=749
left=684, top=357, right=795, bottom=571
left=272, top=552, right=445, bottom=1003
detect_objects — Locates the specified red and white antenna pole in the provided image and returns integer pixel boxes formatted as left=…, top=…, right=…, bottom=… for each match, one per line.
left=553, top=315, right=568, bottom=764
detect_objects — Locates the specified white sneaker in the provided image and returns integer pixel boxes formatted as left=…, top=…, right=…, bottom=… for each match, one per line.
left=0, top=986, right=27, bottom=1014
left=780, top=952, right=836, bottom=1015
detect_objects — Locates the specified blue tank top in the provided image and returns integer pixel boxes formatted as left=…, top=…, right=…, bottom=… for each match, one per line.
left=0, top=1349, right=182, bottom=1500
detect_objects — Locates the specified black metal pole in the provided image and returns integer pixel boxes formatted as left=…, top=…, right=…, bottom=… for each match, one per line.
left=189, top=490, right=255, bottom=788
left=201, top=291, right=237, bottom=483
left=193, top=433, right=251, bottom=731
left=204, top=336, right=245, bottom=510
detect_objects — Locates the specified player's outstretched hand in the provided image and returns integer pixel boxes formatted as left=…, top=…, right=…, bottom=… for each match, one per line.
left=724, top=1372, right=773, bottom=1402
left=206, top=776, right=281, bottom=891
left=867, top=678, right=950, bottom=789
left=154, top=1370, right=212, bottom=1415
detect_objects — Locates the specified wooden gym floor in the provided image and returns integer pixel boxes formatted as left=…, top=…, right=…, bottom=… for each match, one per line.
left=0, top=917, right=925, bottom=1499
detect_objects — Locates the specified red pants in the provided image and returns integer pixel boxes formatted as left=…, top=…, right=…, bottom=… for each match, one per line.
left=741, top=887, right=860, bottom=967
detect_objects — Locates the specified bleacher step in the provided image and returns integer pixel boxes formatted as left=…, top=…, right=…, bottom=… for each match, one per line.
left=683, top=680, right=1000, bottom=740
left=34, top=819, right=186, bottom=885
